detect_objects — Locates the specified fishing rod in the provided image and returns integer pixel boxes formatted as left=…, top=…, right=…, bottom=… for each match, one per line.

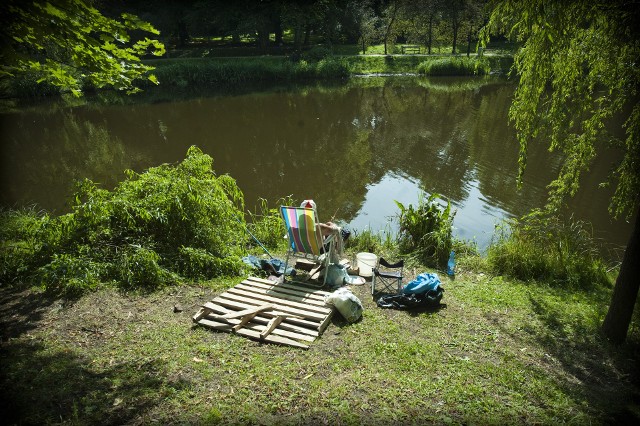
left=233, top=214, right=274, bottom=259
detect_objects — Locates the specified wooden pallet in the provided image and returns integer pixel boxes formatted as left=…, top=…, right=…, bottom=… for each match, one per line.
left=193, top=276, right=335, bottom=349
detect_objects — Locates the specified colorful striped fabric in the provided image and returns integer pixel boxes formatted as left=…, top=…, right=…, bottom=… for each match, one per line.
left=280, top=206, right=322, bottom=256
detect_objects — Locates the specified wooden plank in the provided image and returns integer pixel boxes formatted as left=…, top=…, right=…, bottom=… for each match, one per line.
left=225, top=287, right=329, bottom=319
left=241, top=279, right=328, bottom=304
left=202, top=302, right=319, bottom=337
left=318, top=309, right=335, bottom=334
left=210, top=296, right=322, bottom=330
left=235, top=283, right=331, bottom=312
left=235, top=326, right=309, bottom=350
left=201, top=313, right=315, bottom=342
left=214, top=293, right=325, bottom=324
left=221, top=304, right=273, bottom=319
left=204, top=302, right=305, bottom=322
left=243, top=278, right=329, bottom=301
left=199, top=318, right=233, bottom=331
left=198, top=317, right=314, bottom=343
left=247, top=276, right=333, bottom=296
left=198, top=318, right=309, bottom=349
left=192, top=307, right=208, bottom=322
left=260, top=316, right=285, bottom=339
left=232, top=311, right=260, bottom=331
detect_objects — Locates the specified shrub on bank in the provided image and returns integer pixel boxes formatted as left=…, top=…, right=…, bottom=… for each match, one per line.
left=487, top=211, right=612, bottom=288
left=417, top=57, right=490, bottom=76
left=146, top=57, right=349, bottom=88
left=1, top=71, right=63, bottom=98
left=1, top=146, right=250, bottom=295
left=396, top=193, right=455, bottom=268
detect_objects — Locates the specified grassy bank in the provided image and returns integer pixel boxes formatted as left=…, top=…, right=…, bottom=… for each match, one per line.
left=1, top=263, right=638, bottom=424
left=144, top=56, right=350, bottom=89
left=147, top=55, right=508, bottom=89
left=2, top=54, right=513, bottom=98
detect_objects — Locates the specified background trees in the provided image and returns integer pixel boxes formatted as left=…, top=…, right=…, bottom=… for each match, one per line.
left=99, top=0, right=488, bottom=55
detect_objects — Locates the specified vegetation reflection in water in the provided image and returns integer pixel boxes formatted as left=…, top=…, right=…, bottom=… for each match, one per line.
left=0, top=77, right=629, bottom=251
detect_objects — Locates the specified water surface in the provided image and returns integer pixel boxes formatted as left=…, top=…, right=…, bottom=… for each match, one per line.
left=0, top=77, right=630, bottom=253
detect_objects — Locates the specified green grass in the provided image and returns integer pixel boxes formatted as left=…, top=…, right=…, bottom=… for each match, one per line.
left=1, top=264, right=637, bottom=424
left=144, top=57, right=350, bottom=89
left=417, top=57, right=491, bottom=76
left=486, top=212, right=612, bottom=289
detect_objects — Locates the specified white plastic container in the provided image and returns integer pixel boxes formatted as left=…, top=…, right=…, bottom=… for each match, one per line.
left=356, top=252, right=377, bottom=277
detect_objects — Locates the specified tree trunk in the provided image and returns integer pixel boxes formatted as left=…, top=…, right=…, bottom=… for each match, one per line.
left=601, top=205, right=640, bottom=343
left=452, top=23, right=458, bottom=54
left=361, top=36, right=365, bottom=55
left=427, top=15, right=433, bottom=55
left=274, top=18, right=283, bottom=45
left=177, top=21, right=189, bottom=47
left=384, top=1, right=399, bottom=55
left=467, top=28, right=471, bottom=57
left=303, top=25, right=311, bottom=46
left=293, top=24, right=303, bottom=52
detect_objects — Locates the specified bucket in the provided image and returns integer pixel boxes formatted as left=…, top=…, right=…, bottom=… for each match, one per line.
left=356, top=252, right=377, bottom=277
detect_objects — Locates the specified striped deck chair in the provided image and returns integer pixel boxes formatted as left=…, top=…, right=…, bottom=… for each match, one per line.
left=280, top=205, right=335, bottom=287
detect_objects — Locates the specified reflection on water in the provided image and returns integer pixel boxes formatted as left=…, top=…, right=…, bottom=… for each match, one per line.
left=349, top=172, right=422, bottom=234
left=0, top=77, right=631, bottom=253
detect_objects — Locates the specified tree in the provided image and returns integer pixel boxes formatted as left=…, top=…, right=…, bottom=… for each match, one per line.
left=0, top=0, right=165, bottom=96
left=483, top=0, right=640, bottom=343
left=443, top=0, right=468, bottom=54
left=347, top=0, right=378, bottom=54
left=381, top=0, right=400, bottom=55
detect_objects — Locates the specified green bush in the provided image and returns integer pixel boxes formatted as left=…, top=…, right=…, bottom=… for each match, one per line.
left=417, top=57, right=490, bottom=76
left=302, top=46, right=332, bottom=62
left=396, top=193, right=455, bottom=268
left=1, top=146, right=249, bottom=294
left=1, top=71, right=63, bottom=98
left=487, top=211, right=611, bottom=288
left=146, top=57, right=349, bottom=89
left=0, top=207, right=50, bottom=285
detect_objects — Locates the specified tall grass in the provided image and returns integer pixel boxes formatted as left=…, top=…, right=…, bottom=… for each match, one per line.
left=487, top=211, right=612, bottom=289
left=417, top=57, right=490, bottom=76
left=245, top=197, right=294, bottom=251
left=346, top=226, right=397, bottom=256
left=145, top=57, right=349, bottom=89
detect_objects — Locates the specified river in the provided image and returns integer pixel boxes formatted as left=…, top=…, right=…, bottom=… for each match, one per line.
left=0, top=76, right=630, bottom=255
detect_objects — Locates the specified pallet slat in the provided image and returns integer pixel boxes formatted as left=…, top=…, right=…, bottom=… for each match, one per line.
left=240, top=280, right=328, bottom=304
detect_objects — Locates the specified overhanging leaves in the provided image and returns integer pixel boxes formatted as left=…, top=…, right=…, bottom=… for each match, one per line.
left=0, top=0, right=165, bottom=96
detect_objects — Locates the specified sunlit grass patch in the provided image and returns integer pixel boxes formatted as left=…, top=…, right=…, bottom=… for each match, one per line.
left=417, top=56, right=490, bottom=76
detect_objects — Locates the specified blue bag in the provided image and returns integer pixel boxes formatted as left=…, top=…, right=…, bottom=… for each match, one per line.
left=402, top=272, right=441, bottom=294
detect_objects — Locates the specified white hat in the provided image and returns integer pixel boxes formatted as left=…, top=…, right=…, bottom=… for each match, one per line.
left=300, top=199, right=316, bottom=210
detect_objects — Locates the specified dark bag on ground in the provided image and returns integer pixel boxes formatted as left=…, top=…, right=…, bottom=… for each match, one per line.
left=376, top=272, right=444, bottom=309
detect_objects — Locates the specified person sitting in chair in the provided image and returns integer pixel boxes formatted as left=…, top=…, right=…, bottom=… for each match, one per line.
left=300, top=199, right=345, bottom=260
